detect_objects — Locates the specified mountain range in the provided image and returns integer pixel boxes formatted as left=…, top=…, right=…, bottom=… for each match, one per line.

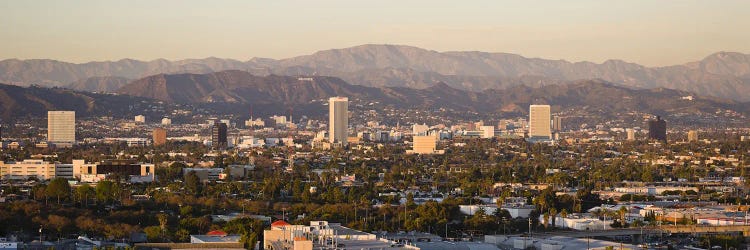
left=0, top=84, right=162, bottom=120
left=2, top=70, right=746, bottom=122
left=2, top=44, right=750, bottom=101
left=119, top=70, right=748, bottom=117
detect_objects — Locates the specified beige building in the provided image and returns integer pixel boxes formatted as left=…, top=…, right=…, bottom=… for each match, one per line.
left=687, top=130, right=698, bottom=142
left=264, top=221, right=394, bottom=250
left=328, top=97, right=348, bottom=145
left=153, top=128, right=167, bottom=146
left=407, top=135, right=443, bottom=154
left=72, top=160, right=154, bottom=183
left=48, top=111, right=75, bottom=144
left=134, top=115, right=146, bottom=123
left=552, top=115, right=562, bottom=131
left=0, top=160, right=57, bottom=180
left=480, top=125, right=495, bottom=139
left=529, top=105, right=551, bottom=140
left=627, top=129, right=636, bottom=141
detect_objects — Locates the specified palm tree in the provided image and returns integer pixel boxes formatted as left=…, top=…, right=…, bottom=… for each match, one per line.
left=618, top=206, right=628, bottom=228
left=549, top=207, right=558, bottom=228
left=560, top=209, right=569, bottom=229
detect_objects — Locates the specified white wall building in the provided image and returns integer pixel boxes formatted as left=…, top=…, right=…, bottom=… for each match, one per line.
left=328, top=97, right=349, bottom=145
left=480, top=125, right=495, bottom=139
left=529, top=105, right=551, bottom=140
left=134, top=115, right=146, bottom=123
left=48, top=111, right=76, bottom=144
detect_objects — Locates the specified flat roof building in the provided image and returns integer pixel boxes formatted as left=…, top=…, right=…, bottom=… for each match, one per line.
left=153, top=128, right=167, bottom=146
left=529, top=105, right=551, bottom=141
left=48, top=111, right=75, bottom=145
left=648, top=116, right=667, bottom=142
left=328, top=97, right=349, bottom=146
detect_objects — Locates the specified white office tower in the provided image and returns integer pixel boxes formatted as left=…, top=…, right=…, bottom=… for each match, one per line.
left=626, top=129, right=635, bottom=141
left=135, top=115, right=146, bottom=123
left=480, top=126, right=495, bottom=139
left=328, top=97, right=349, bottom=145
left=529, top=105, right=552, bottom=140
left=687, top=130, right=698, bottom=142
left=161, top=118, right=172, bottom=125
left=48, top=111, right=75, bottom=144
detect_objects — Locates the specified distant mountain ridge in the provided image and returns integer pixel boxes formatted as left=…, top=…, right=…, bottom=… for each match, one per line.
left=0, top=84, right=163, bottom=119
left=67, top=76, right=131, bottom=93
left=3, top=45, right=750, bottom=100
left=115, top=70, right=749, bottom=118
left=1, top=72, right=747, bottom=121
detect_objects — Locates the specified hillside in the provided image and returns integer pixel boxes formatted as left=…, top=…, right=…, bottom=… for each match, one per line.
left=67, top=76, right=131, bottom=93
left=117, top=71, right=750, bottom=117
left=3, top=45, right=750, bottom=101
left=0, top=84, right=166, bottom=119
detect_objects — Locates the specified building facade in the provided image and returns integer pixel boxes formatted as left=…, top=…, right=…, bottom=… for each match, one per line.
left=212, top=122, right=228, bottom=149
left=528, top=105, right=551, bottom=140
left=153, top=128, right=167, bottom=146
left=648, top=116, right=667, bottom=142
left=47, top=111, right=75, bottom=144
left=687, top=130, right=698, bottom=142
left=328, top=97, right=349, bottom=145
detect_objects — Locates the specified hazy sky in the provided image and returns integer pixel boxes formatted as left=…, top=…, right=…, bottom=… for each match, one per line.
left=1, top=0, right=748, bottom=66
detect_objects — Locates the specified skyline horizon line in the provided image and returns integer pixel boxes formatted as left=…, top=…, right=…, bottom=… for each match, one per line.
left=1, top=43, right=748, bottom=68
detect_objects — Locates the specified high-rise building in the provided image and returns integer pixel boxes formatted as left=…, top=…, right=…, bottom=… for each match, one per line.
left=552, top=116, right=562, bottom=131
left=48, top=111, right=75, bottom=144
left=153, top=128, right=167, bottom=146
left=648, top=116, right=667, bottom=142
left=687, top=130, right=698, bottom=142
left=480, top=126, right=495, bottom=139
left=212, top=122, right=228, bottom=149
left=529, top=105, right=552, bottom=140
left=135, top=115, right=146, bottom=123
left=328, top=97, right=349, bottom=145
left=271, top=115, right=287, bottom=125
left=626, top=129, right=635, bottom=141
left=408, top=135, right=442, bottom=154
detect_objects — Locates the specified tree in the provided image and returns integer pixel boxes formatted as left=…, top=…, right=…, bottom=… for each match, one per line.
left=618, top=206, right=628, bottom=228
left=46, top=178, right=71, bottom=204
left=143, top=226, right=162, bottom=242
left=549, top=207, right=558, bottom=228
left=184, top=171, right=202, bottom=195
left=76, top=184, right=93, bottom=207
left=157, top=213, right=169, bottom=238
left=96, top=180, right=115, bottom=204
left=46, top=214, right=71, bottom=238
left=223, top=218, right=264, bottom=249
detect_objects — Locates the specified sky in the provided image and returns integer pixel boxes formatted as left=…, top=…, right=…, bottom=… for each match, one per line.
left=1, top=0, right=748, bottom=66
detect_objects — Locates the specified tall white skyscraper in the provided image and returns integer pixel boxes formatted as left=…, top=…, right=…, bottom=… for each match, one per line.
left=529, top=105, right=551, bottom=140
left=48, top=111, right=75, bottom=144
left=328, top=97, right=349, bottom=145
left=626, top=129, right=635, bottom=141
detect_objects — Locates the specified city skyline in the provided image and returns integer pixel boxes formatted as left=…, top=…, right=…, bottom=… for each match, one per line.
left=2, top=2, right=750, bottom=249
left=1, top=1, right=749, bottom=66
